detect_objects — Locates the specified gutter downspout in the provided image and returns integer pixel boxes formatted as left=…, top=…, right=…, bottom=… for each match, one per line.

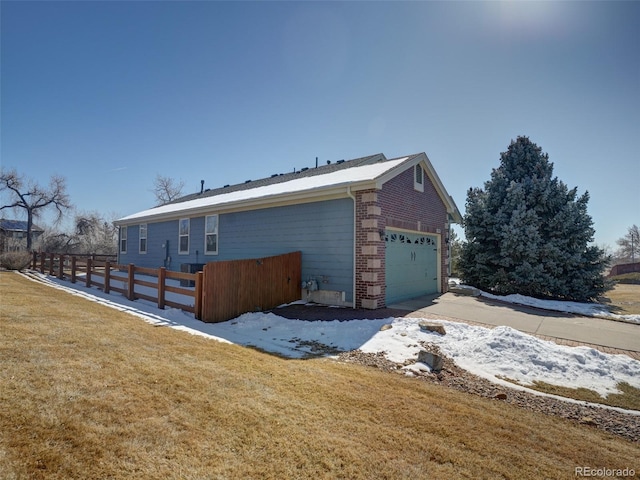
left=347, top=186, right=357, bottom=308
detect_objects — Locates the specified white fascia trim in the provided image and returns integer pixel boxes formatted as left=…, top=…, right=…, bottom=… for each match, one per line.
left=114, top=182, right=377, bottom=226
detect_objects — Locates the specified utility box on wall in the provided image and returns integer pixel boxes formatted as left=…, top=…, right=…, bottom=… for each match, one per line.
left=180, top=263, right=205, bottom=287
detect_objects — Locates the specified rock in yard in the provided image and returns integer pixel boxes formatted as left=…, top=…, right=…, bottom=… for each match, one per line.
left=380, top=324, right=392, bottom=331
left=419, top=322, right=446, bottom=335
left=494, top=392, right=508, bottom=400
left=580, top=417, right=597, bottom=427
left=417, top=350, right=444, bottom=372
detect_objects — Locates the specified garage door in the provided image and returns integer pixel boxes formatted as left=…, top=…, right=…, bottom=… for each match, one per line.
left=385, top=230, right=438, bottom=304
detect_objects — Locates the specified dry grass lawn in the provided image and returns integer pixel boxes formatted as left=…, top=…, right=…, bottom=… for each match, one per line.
left=601, top=283, right=640, bottom=315
left=1, top=271, right=638, bottom=479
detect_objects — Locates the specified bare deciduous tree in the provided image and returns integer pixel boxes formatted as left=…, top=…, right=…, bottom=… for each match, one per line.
left=615, top=224, right=639, bottom=263
left=0, top=169, right=71, bottom=250
left=74, top=211, right=118, bottom=254
left=152, top=174, right=185, bottom=206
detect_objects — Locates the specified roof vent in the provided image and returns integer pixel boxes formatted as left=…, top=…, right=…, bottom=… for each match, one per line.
left=223, top=184, right=230, bottom=188
left=336, top=159, right=345, bottom=164
left=245, top=180, right=252, bottom=183
left=271, top=174, right=279, bottom=178
left=301, top=167, right=309, bottom=172
left=327, top=160, right=331, bottom=165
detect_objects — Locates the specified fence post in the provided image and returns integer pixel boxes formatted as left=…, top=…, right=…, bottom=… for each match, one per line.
left=127, top=264, right=135, bottom=300
left=104, top=261, right=111, bottom=294
left=71, top=256, right=77, bottom=283
left=86, top=258, right=92, bottom=288
left=158, top=267, right=166, bottom=309
left=195, top=270, right=204, bottom=320
left=58, top=254, right=65, bottom=279
left=48, top=253, right=55, bottom=275
left=32, top=251, right=37, bottom=269
left=39, top=252, right=45, bottom=273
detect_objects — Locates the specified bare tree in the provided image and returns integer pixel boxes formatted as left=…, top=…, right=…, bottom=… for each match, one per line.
left=615, top=224, right=640, bottom=263
left=73, top=211, right=118, bottom=254
left=40, top=229, right=78, bottom=254
left=0, top=169, right=71, bottom=250
left=152, top=174, right=185, bottom=206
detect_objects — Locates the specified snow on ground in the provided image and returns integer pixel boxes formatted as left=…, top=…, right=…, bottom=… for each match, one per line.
left=449, top=278, right=640, bottom=325
left=22, top=271, right=640, bottom=407
left=360, top=318, right=640, bottom=398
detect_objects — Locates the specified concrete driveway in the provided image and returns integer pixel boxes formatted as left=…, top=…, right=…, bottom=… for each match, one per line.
left=388, top=292, right=640, bottom=358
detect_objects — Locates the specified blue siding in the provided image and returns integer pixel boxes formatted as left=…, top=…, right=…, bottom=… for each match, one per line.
left=118, top=198, right=355, bottom=302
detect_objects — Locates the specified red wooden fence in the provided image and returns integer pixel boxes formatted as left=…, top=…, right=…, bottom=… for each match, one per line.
left=31, top=251, right=302, bottom=323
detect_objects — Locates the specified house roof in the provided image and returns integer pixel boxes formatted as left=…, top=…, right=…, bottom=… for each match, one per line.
left=173, top=153, right=388, bottom=204
left=0, top=219, right=44, bottom=233
left=116, top=153, right=462, bottom=225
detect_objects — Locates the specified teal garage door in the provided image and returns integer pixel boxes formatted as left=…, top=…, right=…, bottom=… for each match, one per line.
left=385, top=230, right=438, bottom=304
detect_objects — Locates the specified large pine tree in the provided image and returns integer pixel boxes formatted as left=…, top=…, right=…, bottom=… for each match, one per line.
left=460, top=136, right=610, bottom=302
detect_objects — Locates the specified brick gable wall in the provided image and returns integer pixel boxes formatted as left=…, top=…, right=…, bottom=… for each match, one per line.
left=355, top=165, right=450, bottom=309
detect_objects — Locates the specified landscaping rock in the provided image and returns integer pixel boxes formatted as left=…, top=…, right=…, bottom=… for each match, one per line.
left=419, top=322, right=446, bottom=335
left=417, top=350, right=444, bottom=372
left=494, top=392, right=508, bottom=400
left=580, top=417, right=597, bottom=427
left=380, top=324, right=392, bottom=331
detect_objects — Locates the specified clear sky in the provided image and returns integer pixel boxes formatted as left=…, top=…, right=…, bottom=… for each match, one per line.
left=2, top=1, right=638, bottom=249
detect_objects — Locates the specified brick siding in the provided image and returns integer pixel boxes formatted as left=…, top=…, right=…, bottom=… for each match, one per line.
left=355, top=165, right=450, bottom=309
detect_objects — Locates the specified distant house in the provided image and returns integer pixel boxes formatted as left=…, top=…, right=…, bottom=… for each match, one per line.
left=115, top=153, right=462, bottom=309
left=0, top=219, right=44, bottom=253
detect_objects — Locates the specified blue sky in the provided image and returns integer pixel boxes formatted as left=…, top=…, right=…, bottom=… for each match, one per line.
left=2, top=1, right=638, bottom=249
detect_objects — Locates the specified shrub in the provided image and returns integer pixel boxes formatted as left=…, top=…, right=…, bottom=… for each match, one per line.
left=0, top=251, right=32, bottom=271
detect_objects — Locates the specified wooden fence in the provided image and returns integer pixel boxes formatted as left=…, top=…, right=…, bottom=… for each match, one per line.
left=609, top=262, right=640, bottom=277
left=31, top=251, right=302, bottom=323
left=202, top=251, right=302, bottom=323
left=32, top=252, right=203, bottom=319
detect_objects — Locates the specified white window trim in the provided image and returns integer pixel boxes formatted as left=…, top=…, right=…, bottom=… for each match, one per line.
left=120, top=226, right=127, bottom=254
left=414, top=164, right=424, bottom=192
left=178, top=218, right=190, bottom=255
left=139, top=224, right=147, bottom=254
left=204, top=214, right=219, bottom=255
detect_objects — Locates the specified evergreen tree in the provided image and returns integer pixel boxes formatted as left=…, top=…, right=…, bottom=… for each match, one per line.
left=459, top=136, right=610, bottom=302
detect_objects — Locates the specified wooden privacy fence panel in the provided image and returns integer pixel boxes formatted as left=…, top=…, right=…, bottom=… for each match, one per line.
left=202, top=251, right=302, bottom=323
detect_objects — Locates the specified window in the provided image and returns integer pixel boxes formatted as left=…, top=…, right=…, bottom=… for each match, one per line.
left=205, top=215, right=218, bottom=255
left=179, top=218, right=190, bottom=254
left=414, top=165, right=424, bottom=192
left=120, top=226, right=127, bottom=253
left=139, top=224, right=147, bottom=254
